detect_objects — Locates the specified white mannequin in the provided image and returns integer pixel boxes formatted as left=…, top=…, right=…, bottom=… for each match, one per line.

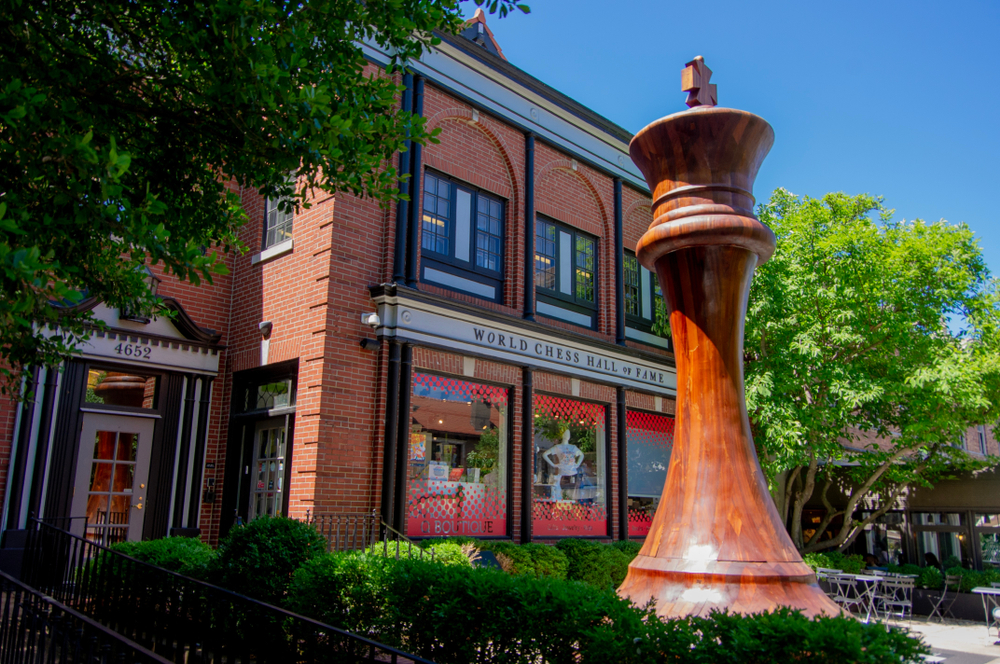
left=541, top=430, right=584, bottom=495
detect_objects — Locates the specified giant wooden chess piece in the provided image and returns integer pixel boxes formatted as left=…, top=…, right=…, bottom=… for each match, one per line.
left=617, top=57, right=839, bottom=617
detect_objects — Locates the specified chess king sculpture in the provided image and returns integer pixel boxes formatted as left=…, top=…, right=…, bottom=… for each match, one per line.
left=616, top=57, right=840, bottom=617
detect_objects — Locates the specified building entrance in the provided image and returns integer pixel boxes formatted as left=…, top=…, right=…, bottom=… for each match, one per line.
left=247, top=417, right=287, bottom=520
left=69, top=413, right=154, bottom=545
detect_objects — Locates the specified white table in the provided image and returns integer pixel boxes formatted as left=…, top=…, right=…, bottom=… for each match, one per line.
left=852, top=575, right=882, bottom=623
left=971, top=586, right=1000, bottom=640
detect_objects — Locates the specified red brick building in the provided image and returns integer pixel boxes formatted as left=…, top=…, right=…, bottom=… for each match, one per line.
left=1, top=18, right=997, bottom=575
left=0, top=16, right=680, bottom=566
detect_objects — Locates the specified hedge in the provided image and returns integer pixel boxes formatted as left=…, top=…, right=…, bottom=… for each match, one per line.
left=111, top=535, right=215, bottom=580
left=944, top=565, right=1000, bottom=593
left=285, top=553, right=930, bottom=664
left=556, top=538, right=630, bottom=588
left=209, top=515, right=327, bottom=604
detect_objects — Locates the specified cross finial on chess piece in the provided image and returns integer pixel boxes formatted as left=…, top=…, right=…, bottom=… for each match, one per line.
left=682, top=56, right=717, bottom=108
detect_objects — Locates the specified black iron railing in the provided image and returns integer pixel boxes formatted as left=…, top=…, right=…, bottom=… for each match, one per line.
left=304, top=510, right=436, bottom=562
left=304, top=509, right=380, bottom=552
left=0, top=568, right=171, bottom=664
left=22, top=518, right=437, bottom=664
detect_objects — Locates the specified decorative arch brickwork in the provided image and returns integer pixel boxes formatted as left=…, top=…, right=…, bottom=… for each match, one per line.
left=422, top=95, right=524, bottom=310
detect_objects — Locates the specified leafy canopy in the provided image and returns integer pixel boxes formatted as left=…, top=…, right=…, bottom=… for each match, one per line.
left=745, top=189, right=1000, bottom=551
left=0, top=0, right=527, bottom=393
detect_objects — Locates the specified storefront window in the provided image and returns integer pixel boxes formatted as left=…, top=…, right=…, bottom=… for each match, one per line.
left=856, top=511, right=905, bottom=566
left=406, top=373, right=508, bottom=538
left=532, top=394, right=606, bottom=537
left=626, top=410, right=674, bottom=538
left=981, top=533, right=1000, bottom=568
left=975, top=514, right=1000, bottom=568
left=912, top=512, right=971, bottom=568
left=916, top=530, right=970, bottom=568
left=976, top=514, right=1000, bottom=528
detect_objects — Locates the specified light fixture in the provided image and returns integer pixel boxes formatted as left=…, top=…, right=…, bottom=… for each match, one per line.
left=438, top=419, right=444, bottom=424
left=359, top=338, right=379, bottom=351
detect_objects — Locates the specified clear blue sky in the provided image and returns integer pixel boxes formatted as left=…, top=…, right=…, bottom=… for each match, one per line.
left=476, top=0, right=1000, bottom=276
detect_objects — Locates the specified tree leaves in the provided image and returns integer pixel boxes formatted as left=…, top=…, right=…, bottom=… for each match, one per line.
left=746, top=190, right=1000, bottom=551
left=0, top=0, right=527, bottom=394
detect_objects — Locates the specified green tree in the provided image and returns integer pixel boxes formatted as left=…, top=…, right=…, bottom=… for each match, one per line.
left=745, top=189, right=1000, bottom=553
left=0, top=0, right=527, bottom=394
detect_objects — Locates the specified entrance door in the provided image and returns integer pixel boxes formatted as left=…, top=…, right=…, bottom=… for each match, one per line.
left=247, top=418, right=287, bottom=520
left=70, top=413, right=155, bottom=545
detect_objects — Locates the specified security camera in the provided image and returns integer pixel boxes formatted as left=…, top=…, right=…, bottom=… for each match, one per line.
left=361, top=312, right=380, bottom=329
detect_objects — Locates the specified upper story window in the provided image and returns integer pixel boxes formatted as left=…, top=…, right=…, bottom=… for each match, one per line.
left=264, top=197, right=294, bottom=249
left=623, top=252, right=669, bottom=348
left=534, top=216, right=597, bottom=329
left=419, top=171, right=504, bottom=302
left=979, top=425, right=988, bottom=454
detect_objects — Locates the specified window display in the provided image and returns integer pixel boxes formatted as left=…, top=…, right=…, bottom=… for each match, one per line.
left=406, top=373, right=508, bottom=537
left=625, top=410, right=674, bottom=537
left=532, top=394, right=606, bottom=537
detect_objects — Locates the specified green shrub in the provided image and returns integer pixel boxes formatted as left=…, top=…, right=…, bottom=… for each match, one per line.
left=418, top=536, right=478, bottom=549
left=286, top=552, right=393, bottom=636
left=823, top=551, right=864, bottom=574
left=521, top=543, right=569, bottom=579
left=285, top=554, right=929, bottom=664
left=423, top=541, right=473, bottom=567
left=918, top=566, right=943, bottom=590
left=945, top=566, right=1000, bottom=593
left=896, top=563, right=924, bottom=577
left=368, top=539, right=475, bottom=567
left=111, top=536, right=214, bottom=579
left=681, top=607, right=928, bottom=664
left=942, top=555, right=962, bottom=570
left=802, top=552, right=836, bottom=571
left=477, top=540, right=536, bottom=576
left=556, top=539, right=630, bottom=589
left=610, top=539, right=642, bottom=563
left=210, top=516, right=326, bottom=604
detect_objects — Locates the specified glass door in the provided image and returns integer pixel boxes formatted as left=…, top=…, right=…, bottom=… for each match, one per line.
left=248, top=418, right=287, bottom=520
left=70, top=413, right=155, bottom=545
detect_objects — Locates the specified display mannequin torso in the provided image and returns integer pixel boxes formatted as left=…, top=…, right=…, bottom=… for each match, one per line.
left=542, top=430, right=584, bottom=485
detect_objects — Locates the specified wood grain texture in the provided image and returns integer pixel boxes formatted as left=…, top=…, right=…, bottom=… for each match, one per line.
left=617, top=104, right=840, bottom=618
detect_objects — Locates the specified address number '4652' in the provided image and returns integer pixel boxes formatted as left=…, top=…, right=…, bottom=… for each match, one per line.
left=114, top=343, right=152, bottom=359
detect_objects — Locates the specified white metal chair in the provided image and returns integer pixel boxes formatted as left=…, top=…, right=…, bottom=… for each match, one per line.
left=827, top=574, right=875, bottom=619
left=875, top=575, right=915, bottom=622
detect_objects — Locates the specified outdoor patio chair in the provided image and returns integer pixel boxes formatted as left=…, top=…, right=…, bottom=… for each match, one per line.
left=928, top=574, right=963, bottom=622
left=875, top=575, right=915, bottom=622
left=827, top=574, right=874, bottom=618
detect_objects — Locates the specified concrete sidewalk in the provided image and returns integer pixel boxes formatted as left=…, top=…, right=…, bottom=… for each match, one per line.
left=886, top=618, right=1000, bottom=664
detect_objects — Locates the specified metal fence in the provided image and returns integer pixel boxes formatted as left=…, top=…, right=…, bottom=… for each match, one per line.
left=21, top=518, right=437, bottom=664
left=303, top=509, right=380, bottom=552
left=0, top=568, right=171, bottom=664
left=304, top=511, right=436, bottom=562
